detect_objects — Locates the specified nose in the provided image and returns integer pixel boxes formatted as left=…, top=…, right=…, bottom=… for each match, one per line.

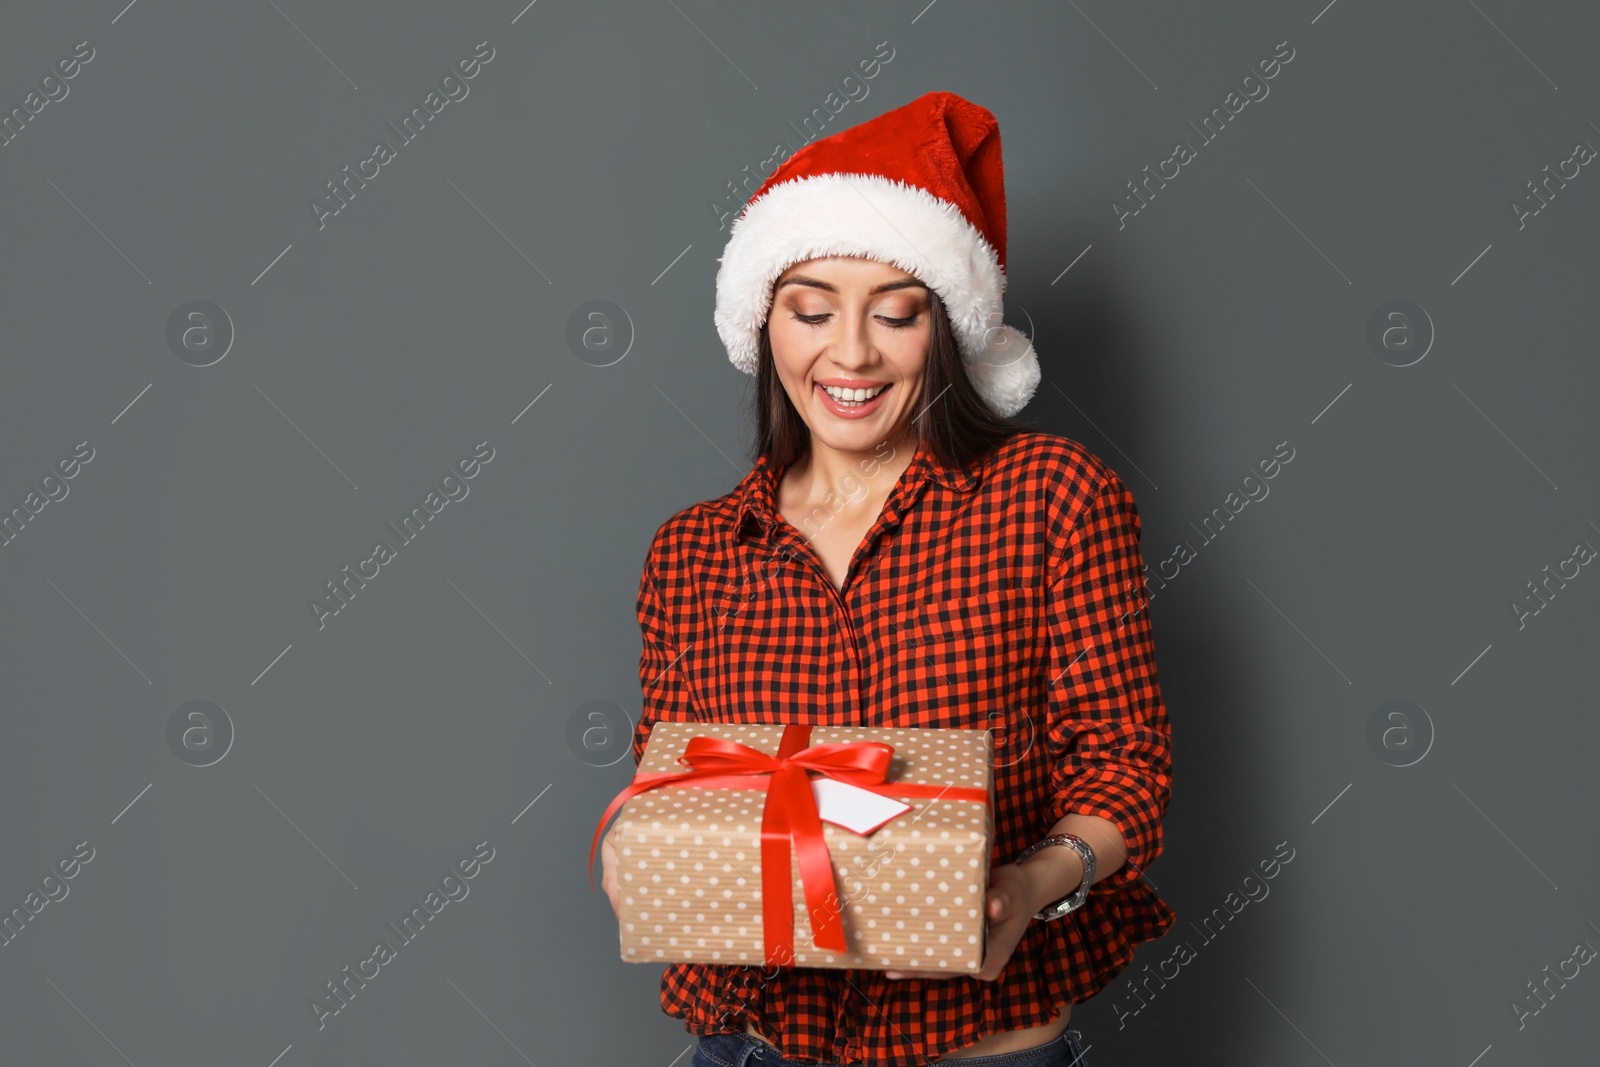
left=830, top=309, right=877, bottom=371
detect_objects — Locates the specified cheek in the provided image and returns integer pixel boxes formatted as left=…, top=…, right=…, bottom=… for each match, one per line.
left=883, top=327, right=932, bottom=381
left=768, top=324, right=817, bottom=382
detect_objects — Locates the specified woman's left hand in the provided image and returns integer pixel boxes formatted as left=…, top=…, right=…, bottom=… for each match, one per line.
left=884, top=862, right=1038, bottom=982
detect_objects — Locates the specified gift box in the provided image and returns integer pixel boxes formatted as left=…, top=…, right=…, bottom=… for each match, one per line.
left=592, top=721, right=994, bottom=972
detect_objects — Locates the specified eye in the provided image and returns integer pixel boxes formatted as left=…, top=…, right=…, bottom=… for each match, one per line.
left=876, top=312, right=919, bottom=328
left=791, top=311, right=831, bottom=327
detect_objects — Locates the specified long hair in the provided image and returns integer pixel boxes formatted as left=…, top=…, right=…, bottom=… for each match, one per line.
left=753, top=289, right=1022, bottom=471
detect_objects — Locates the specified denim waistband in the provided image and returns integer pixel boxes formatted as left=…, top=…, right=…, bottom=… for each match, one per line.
left=692, top=1027, right=1089, bottom=1067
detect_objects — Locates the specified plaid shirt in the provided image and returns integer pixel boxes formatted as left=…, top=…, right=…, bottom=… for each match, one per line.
left=629, top=430, right=1175, bottom=1066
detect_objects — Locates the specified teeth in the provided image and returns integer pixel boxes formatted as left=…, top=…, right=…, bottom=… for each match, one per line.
left=822, top=384, right=886, bottom=404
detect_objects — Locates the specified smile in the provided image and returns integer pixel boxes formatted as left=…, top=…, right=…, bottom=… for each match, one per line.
left=814, top=381, right=892, bottom=419
left=818, top=383, right=888, bottom=407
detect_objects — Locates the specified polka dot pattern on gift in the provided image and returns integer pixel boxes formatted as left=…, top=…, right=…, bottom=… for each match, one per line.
left=615, top=722, right=992, bottom=970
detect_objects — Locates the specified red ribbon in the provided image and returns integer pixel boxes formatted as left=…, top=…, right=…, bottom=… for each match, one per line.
left=590, top=724, right=990, bottom=967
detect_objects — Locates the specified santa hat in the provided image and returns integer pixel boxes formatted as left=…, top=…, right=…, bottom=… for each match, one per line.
left=713, top=90, right=1040, bottom=418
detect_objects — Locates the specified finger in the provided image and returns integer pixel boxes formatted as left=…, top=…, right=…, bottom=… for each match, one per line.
left=975, top=946, right=1008, bottom=982
left=986, top=880, right=1019, bottom=922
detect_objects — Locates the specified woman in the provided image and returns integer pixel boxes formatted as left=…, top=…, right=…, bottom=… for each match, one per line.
left=602, top=92, right=1174, bottom=1066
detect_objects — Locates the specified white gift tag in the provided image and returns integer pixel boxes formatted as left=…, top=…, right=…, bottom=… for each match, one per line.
left=812, top=777, right=913, bottom=835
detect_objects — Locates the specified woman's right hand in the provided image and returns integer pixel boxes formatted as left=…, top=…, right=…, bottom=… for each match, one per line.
left=600, top=824, right=623, bottom=919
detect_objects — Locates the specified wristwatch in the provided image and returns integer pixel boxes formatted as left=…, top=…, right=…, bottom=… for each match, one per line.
left=1013, top=833, right=1096, bottom=921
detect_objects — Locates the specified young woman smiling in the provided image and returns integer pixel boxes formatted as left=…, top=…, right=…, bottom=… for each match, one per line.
left=764, top=256, right=969, bottom=590
left=603, top=92, right=1174, bottom=1067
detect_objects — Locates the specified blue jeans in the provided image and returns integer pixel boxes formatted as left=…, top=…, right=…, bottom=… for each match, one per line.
left=690, top=1028, right=1090, bottom=1067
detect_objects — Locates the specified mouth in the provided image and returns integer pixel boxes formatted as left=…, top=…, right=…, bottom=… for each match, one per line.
left=815, top=381, right=891, bottom=419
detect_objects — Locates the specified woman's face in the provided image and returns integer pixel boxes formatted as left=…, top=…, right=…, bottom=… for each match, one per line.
left=768, top=256, right=932, bottom=456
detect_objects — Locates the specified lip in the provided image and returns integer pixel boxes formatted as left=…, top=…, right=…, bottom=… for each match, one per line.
left=814, top=380, right=891, bottom=419
left=816, top=378, right=890, bottom=388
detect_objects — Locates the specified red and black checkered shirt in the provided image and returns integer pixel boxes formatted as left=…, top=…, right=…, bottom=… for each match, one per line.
left=629, top=430, right=1175, bottom=1066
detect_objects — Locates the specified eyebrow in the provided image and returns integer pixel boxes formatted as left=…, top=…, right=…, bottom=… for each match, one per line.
left=775, top=275, right=929, bottom=296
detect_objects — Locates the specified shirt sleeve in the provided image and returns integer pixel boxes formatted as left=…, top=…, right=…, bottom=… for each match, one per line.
left=1041, top=466, right=1172, bottom=889
left=631, top=530, right=701, bottom=769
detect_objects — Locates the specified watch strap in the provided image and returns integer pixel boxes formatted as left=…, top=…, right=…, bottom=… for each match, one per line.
left=1013, top=833, right=1095, bottom=921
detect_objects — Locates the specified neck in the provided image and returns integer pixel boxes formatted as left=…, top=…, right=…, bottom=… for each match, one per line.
left=791, top=429, right=917, bottom=499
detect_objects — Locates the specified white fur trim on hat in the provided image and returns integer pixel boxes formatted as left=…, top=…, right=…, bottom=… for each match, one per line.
left=713, top=172, right=1040, bottom=417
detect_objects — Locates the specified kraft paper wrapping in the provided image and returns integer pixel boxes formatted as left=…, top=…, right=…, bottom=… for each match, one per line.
left=615, top=722, right=994, bottom=971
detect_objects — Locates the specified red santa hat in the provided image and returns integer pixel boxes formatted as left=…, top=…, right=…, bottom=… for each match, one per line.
left=713, top=90, right=1040, bottom=418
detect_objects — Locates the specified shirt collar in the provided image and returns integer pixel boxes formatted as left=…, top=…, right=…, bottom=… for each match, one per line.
left=733, top=439, right=981, bottom=542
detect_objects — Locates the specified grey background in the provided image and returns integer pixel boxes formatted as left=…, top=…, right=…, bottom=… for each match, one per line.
left=1, top=0, right=1595, bottom=1064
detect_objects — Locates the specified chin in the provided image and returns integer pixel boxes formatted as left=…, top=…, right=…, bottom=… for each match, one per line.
left=808, top=418, right=899, bottom=455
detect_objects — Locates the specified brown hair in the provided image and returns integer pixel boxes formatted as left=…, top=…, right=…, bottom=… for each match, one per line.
left=753, top=289, right=1023, bottom=470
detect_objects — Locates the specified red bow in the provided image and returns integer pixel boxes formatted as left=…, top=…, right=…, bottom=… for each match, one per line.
left=590, top=724, right=989, bottom=967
